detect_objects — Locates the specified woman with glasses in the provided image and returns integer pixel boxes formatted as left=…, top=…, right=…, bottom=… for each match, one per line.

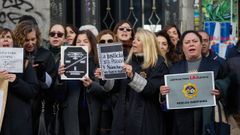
left=113, top=20, right=134, bottom=57
left=42, top=24, right=68, bottom=135
left=97, top=30, right=116, bottom=44
left=0, top=27, right=39, bottom=135
left=42, top=24, right=66, bottom=63
left=58, top=30, right=107, bottom=135
left=96, top=29, right=117, bottom=135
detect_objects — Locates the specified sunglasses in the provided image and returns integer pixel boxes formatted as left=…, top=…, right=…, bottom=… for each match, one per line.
left=99, top=39, right=114, bottom=43
left=118, top=27, right=132, bottom=32
left=49, top=32, right=64, bottom=38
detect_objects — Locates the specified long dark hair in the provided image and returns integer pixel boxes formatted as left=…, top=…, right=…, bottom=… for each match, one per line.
left=156, top=30, right=180, bottom=64
left=163, top=24, right=181, bottom=39
left=74, top=30, right=98, bottom=65
left=65, top=24, right=78, bottom=34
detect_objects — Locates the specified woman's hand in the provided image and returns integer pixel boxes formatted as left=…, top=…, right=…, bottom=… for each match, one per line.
left=58, top=64, right=65, bottom=75
left=160, top=85, right=170, bottom=96
left=82, top=76, right=93, bottom=87
left=123, top=64, right=134, bottom=79
left=7, top=74, right=16, bottom=82
left=0, top=70, right=16, bottom=82
left=211, top=89, right=220, bottom=97
left=0, top=70, right=8, bottom=80
left=94, top=68, right=102, bottom=79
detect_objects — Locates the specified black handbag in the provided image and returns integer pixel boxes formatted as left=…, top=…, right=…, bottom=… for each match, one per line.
left=38, top=100, right=48, bottom=135
left=38, top=100, right=62, bottom=135
left=206, top=101, right=230, bottom=135
left=47, top=102, right=61, bottom=135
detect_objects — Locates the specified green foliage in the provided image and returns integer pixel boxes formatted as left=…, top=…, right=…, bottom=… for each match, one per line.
left=202, top=0, right=231, bottom=22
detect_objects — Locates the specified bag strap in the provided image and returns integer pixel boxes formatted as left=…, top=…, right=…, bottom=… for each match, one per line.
left=214, top=100, right=227, bottom=123
left=24, top=59, right=29, bottom=69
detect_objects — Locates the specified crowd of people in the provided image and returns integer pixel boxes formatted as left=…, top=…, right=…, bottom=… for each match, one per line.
left=0, top=15, right=240, bottom=135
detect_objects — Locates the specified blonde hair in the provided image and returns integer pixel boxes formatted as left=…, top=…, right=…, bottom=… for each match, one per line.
left=126, top=28, right=161, bottom=69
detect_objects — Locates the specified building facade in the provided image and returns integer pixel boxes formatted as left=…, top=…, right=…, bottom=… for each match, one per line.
left=0, top=0, right=239, bottom=40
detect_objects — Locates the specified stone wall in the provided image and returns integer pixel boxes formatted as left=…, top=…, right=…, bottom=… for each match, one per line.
left=0, top=0, right=51, bottom=39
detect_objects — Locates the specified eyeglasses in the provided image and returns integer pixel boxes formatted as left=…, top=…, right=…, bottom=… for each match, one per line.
left=118, top=27, right=132, bottom=32
left=49, top=32, right=64, bottom=38
left=99, top=39, right=114, bottom=43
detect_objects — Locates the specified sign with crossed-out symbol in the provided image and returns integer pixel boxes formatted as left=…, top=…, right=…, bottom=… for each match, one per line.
left=60, top=46, right=88, bottom=80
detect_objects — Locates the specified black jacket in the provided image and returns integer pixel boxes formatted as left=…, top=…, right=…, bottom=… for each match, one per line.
left=226, top=56, right=240, bottom=114
left=62, top=57, right=107, bottom=135
left=225, top=45, right=240, bottom=59
left=0, top=61, right=39, bottom=135
left=169, top=57, right=226, bottom=135
left=110, top=55, right=168, bottom=135
left=28, top=47, right=56, bottom=135
left=206, top=50, right=228, bottom=75
left=25, top=47, right=56, bottom=91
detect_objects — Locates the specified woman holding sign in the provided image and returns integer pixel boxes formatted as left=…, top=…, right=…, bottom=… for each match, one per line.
left=160, top=30, right=227, bottom=135
left=58, top=30, right=107, bottom=135
left=96, top=29, right=118, bottom=135
left=0, top=28, right=39, bottom=135
left=96, top=28, right=168, bottom=135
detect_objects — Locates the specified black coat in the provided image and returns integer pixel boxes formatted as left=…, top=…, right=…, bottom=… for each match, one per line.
left=62, top=81, right=106, bottom=135
left=25, top=47, right=56, bottom=92
left=110, top=55, right=168, bottom=135
left=226, top=56, right=240, bottom=114
left=62, top=58, right=107, bottom=135
left=28, top=47, right=56, bottom=135
left=0, top=62, right=39, bottom=135
left=33, top=47, right=57, bottom=77
left=169, top=57, right=225, bottom=135
left=206, top=50, right=228, bottom=75
left=225, top=45, right=240, bottom=59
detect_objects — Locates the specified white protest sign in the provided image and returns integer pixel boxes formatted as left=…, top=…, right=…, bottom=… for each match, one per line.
left=0, top=48, right=24, bottom=73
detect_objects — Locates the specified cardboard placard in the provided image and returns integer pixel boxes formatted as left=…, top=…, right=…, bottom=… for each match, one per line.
left=0, top=80, right=8, bottom=131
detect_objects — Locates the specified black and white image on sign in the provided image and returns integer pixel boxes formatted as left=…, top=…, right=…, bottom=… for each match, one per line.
left=97, top=43, right=127, bottom=80
left=61, top=46, right=88, bottom=80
